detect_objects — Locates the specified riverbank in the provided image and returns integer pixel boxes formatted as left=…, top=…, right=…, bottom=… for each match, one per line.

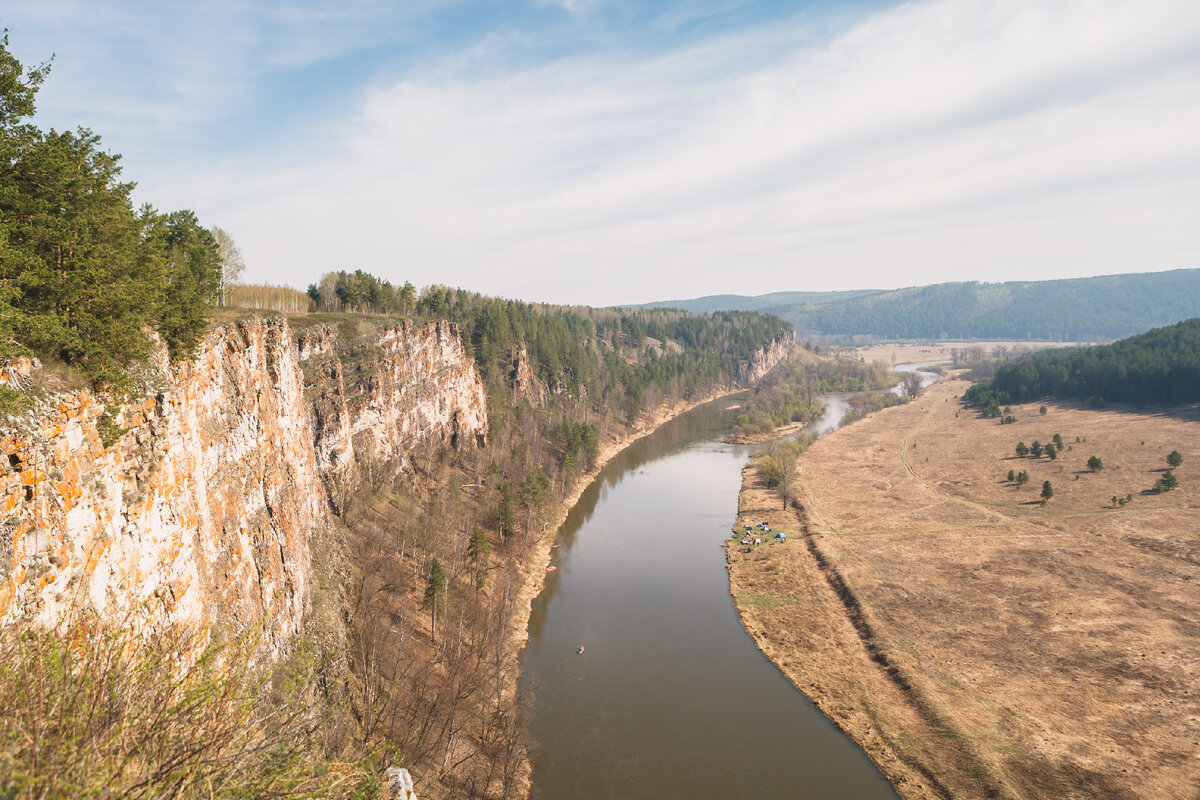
left=727, top=457, right=952, bottom=800
left=727, top=378, right=1200, bottom=799
left=724, top=414, right=816, bottom=445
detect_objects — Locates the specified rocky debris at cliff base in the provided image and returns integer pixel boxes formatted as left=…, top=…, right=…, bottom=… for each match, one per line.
left=385, top=767, right=418, bottom=799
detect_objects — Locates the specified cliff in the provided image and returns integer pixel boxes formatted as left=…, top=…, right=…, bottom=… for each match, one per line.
left=0, top=316, right=488, bottom=650
left=738, top=330, right=796, bottom=384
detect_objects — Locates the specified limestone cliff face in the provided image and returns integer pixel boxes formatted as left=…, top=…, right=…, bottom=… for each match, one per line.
left=0, top=316, right=488, bottom=648
left=302, top=320, right=487, bottom=502
left=509, top=343, right=545, bottom=404
left=738, top=330, right=796, bottom=384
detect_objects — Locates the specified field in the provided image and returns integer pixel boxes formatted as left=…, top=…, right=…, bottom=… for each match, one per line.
left=727, top=377, right=1200, bottom=799
left=844, top=341, right=1082, bottom=365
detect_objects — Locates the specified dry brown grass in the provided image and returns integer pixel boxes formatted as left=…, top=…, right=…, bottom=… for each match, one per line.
left=845, top=341, right=1083, bottom=364
left=728, top=377, right=1200, bottom=800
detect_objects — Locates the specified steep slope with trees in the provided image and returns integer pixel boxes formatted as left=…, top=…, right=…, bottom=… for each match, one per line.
left=782, top=272, right=1200, bottom=341
left=964, top=318, right=1200, bottom=410
left=641, top=271, right=1200, bottom=342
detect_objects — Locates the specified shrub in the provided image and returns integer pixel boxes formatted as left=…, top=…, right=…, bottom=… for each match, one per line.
left=0, top=608, right=371, bottom=799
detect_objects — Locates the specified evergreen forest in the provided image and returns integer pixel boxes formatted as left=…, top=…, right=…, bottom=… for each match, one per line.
left=964, top=318, right=1200, bottom=411
left=0, top=34, right=223, bottom=386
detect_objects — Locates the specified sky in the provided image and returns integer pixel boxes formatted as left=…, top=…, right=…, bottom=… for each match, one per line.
left=4, top=0, right=1200, bottom=306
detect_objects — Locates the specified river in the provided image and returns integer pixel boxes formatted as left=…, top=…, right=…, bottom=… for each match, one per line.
left=520, top=363, right=943, bottom=798
left=520, top=397, right=883, bottom=798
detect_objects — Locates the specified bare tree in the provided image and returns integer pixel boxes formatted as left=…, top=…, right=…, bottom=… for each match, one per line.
left=901, top=371, right=924, bottom=398
left=211, top=226, right=246, bottom=306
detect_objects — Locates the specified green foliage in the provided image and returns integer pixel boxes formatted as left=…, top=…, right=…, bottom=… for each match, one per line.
left=0, top=35, right=223, bottom=386
left=422, top=557, right=446, bottom=610
left=757, top=455, right=783, bottom=489
left=1007, top=469, right=1015, bottom=482
left=1016, top=470, right=1030, bottom=486
left=96, top=410, right=125, bottom=448
left=144, top=209, right=221, bottom=360
left=1045, top=443, right=1057, bottom=460
left=497, top=483, right=516, bottom=540
left=467, top=525, right=490, bottom=590
left=1153, top=471, right=1179, bottom=493
left=1039, top=405, right=1047, bottom=415
left=307, top=270, right=417, bottom=316
left=550, top=419, right=599, bottom=473
left=519, top=465, right=550, bottom=511
left=1167, top=450, right=1183, bottom=468
left=1087, top=455, right=1103, bottom=471
left=731, top=355, right=893, bottom=438
left=1015, top=441, right=1029, bottom=458
left=1041, top=480, right=1053, bottom=500
left=1030, top=441, right=1043, bottom=458
left=0, top=385, right=31, bottom=417
left=965, top=318, right=1200, bottom=409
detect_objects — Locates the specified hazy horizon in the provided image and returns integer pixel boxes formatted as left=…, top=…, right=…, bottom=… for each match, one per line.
left=7, top=0, right=1199, bottom=306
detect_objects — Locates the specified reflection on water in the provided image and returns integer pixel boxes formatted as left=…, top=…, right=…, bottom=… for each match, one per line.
left=522, top=396, right=898, bottom=800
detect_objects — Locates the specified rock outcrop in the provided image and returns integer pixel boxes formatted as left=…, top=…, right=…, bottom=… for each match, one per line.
left=0, top=316, right=488, bottom=649
left=738, top=330, right=796, bottom=384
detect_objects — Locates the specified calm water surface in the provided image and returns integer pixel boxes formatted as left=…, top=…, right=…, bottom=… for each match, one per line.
left=521, top=391, right=907, bottom=799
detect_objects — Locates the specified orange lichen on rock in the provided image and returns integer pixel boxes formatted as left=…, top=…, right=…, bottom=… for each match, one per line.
left=1, top=315, right=490, bottom=658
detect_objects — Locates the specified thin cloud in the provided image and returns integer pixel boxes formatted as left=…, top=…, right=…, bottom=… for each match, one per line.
left=19, top=0, right=1200, bottom=305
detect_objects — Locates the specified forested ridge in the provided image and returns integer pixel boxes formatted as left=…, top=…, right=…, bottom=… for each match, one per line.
left=964, top=318, right=1200, bottom=411
left=641, top=271, right=1200, bottom=342
left=782, top=272, right=1200, bottom=341
left=636, top=288, right=884, bottom=314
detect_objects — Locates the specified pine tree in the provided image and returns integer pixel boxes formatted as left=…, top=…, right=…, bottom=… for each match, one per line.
left=423, top=557, right=447, bottom=643
left=1167, top=450, right=1183, bottom=468
left=498, top=483, right=516, bottom=541
left=468, top=526, right=490, bottom=590
left=1041, top=481, right=1053, bottom=501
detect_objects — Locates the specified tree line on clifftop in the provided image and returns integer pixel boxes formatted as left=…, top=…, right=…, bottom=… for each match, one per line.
left=306, top=273, right=791, bottom=426
left=0, top=34, right=244, bottom=388
left=964, top=318, right=1200, bottom=412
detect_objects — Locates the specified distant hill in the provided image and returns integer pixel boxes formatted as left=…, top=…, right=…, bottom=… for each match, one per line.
left=964, top=317, right=1200, bottom=409
left=632, top=289, right=885, bottom=314
left=641, top=270, right=1200, bottom=342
